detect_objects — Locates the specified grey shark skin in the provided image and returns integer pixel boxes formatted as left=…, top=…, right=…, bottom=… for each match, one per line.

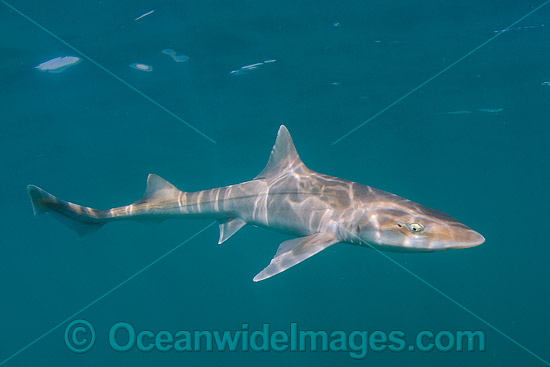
left=27, top=126, right=485, bottom=281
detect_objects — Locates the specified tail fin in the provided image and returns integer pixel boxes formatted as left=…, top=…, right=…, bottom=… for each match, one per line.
left=27, top=185, right=105, bottom=237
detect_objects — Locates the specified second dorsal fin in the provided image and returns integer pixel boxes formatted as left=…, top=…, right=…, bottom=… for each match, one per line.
left=135, top=174, right=181, bottom=204
left=255, top=125, right=305, bottom=180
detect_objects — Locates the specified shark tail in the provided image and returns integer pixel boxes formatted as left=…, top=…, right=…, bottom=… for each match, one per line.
left=27, top=174, right=182, bottom=238
left=27, top=185, right=106, bottom=237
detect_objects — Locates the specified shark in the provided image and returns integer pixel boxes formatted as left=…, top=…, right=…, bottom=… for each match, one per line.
left=27, top=125, right=485, bottom=281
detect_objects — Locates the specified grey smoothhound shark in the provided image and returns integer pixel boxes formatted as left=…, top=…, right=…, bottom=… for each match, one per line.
left=27, top=126, right=485, bottom=281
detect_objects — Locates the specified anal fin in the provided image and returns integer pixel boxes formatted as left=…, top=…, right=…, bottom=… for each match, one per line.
left=253, top=232, right=340, bottom=282
left=218, top=218, right=246, bottom=244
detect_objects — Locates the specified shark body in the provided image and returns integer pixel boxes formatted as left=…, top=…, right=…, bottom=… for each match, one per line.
left=28, top=126, right=485, bottom=281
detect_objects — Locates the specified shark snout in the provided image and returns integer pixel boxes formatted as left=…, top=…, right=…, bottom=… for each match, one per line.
left=446, top=228, right=485, bottom=249
left=463, top=230, right=485, bottom=248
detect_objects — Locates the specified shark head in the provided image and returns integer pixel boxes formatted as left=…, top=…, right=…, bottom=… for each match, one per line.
left=350, top=187, right=485, bottom=251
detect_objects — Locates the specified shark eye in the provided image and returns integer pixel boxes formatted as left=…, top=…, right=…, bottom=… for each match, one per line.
left=407, top=223, right=424, bottom=233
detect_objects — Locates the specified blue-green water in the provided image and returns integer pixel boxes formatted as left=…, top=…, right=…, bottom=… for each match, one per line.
left=1, top=0, right=549, bottom=365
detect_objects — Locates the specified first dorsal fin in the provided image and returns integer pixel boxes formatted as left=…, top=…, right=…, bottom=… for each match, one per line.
left=255, top=125, right=305, bottom=180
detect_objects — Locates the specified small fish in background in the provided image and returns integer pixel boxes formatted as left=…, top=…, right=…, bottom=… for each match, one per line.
left=436, top=110, right=472, bottom=115
left=35, top=56, right=81, bottom=73
left=129, top=63, right=153, bottom=72
left=332, top=22, right=341, bottom=27
left=229, top=60, right=277, bottom=75
left=135, top=9, right=155, bottom=21
left=541, top=82, right=550, bottom=87
left=437, top=108, right=504, bottom=116
left=373, top=40, right=401, bottom=45
left=493, top=24, right=544, bottom=33
left=477, top=108, right=504, bottom=113
left=161, top=49, right=189, bottom=63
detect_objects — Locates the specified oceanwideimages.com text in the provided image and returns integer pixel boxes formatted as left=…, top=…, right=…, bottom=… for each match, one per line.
left=65, top=320, right=486, bottom=359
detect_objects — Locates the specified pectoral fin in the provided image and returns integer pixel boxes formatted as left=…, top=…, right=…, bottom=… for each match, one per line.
left=218, top=218, right=247, bottom=244
left=253, top=232, right=340, bottom=282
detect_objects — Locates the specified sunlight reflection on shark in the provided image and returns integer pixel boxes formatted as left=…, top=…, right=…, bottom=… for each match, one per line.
left=27, top=126, right=484, bottom=281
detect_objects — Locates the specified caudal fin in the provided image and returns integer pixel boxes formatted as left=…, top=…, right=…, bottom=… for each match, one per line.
left=27, top=185, right=105, bottom=237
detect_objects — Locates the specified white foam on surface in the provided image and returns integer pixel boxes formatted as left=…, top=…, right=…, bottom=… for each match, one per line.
left=35, top=56, right=81, bottom=73
left=230, top=59, right=277, bottom=75
left=129, top=63, right=153, bottom=72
